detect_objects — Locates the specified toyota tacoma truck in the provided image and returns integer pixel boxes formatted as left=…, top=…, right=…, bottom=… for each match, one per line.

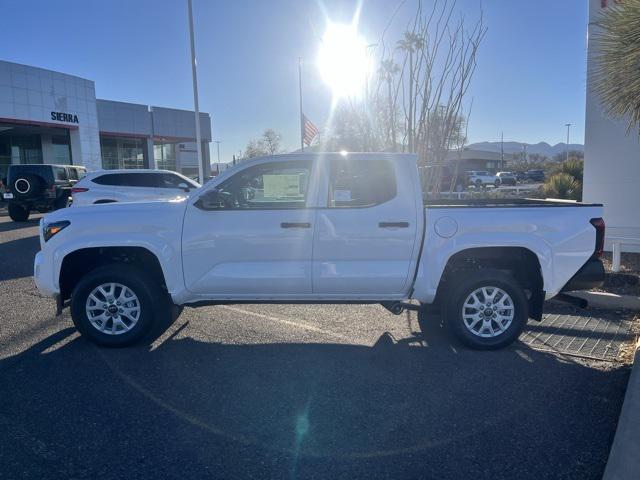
left=33, top=153, right=605, bottom=349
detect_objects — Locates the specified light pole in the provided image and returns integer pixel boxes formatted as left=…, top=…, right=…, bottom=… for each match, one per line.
left=214, top=140, right=221, bottom=174
left=565, top=123, right=572, bottom=162
left=187, top=0, right=204, bottom=183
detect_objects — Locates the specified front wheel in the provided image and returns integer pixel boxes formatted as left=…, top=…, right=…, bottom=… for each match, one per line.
left=444, top=269, right=528, bottom=350
left=70, top=265, right=169, bottom=347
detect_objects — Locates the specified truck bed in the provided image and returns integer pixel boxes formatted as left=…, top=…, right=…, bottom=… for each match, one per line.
left=425, top=198, right=603, bottom=208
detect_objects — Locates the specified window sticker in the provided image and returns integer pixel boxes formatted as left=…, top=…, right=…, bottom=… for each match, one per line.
left=263, top=174, right=301, bottom=199
left=333, top=189, right=352, bottom=202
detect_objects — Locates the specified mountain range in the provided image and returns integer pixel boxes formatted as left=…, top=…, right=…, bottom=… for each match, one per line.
left=467, top=141, right=584, bottom=157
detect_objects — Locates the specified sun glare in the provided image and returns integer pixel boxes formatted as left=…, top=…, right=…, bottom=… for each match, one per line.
left=318, top=23, right=370, bottom=98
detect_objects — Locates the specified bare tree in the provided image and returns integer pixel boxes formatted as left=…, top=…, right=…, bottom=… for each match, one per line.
left=325, top=0, right=485, bottom=197
left=244, top=129, right=283, bottom=158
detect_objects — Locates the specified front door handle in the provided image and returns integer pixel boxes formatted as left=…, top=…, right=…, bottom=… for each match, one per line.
left=281, top=222, right=311, bottom=229
left=379, top=222, right=409, bottom=228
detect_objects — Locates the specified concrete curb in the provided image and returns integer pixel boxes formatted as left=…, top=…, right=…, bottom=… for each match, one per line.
left=603, top=338, right=640, bottom=480
left=567, top=291, right=640, bottom=311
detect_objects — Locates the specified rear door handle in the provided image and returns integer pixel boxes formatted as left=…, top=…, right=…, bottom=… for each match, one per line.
left=379, top=222, right=409, bottom=228
left=281, top=222, right=311, bottom=229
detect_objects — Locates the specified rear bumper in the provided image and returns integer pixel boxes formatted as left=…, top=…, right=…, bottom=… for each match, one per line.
left=561, top=256, right=605, bottom=292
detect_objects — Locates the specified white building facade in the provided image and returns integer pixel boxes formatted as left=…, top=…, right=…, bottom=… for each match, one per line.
left=584, top=0, right=640, bottom=252
left=0, top=60, right=211, bottom=180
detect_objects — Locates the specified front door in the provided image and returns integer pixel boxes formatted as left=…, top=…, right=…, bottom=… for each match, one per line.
left=182, top=159, right=317, bottom=297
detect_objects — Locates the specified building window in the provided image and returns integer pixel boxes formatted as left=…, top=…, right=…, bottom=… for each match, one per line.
left=100, top=135, right=145, bottom=170
left=153, top=142, right=176, bottom=171
left=52, top=135, right=71, bottom=164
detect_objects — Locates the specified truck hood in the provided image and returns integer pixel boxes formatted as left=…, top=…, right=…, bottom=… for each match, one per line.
left=44, top=198, right=188, bottom=224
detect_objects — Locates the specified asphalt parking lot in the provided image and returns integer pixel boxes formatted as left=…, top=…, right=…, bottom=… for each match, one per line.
left=0, top=212, right=632, bottom=480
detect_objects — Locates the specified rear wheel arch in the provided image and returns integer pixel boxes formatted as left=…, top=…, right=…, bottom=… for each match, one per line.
left=434, top=246, right=545, bottom=320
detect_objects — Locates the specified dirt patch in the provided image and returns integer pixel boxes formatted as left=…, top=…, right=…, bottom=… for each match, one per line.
left=598, top=253, right=640, bottom=296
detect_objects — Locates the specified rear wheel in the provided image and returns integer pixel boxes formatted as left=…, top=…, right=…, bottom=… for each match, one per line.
left=71, top=265, right=170, bottom=347
left=8, top=203, right=30, bottom=222
left=444, top=269, right=528, bottom=350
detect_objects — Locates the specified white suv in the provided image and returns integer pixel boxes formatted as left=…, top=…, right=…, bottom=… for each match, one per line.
left=466, top=170, right=499, bottom=188
left=71, top=169, right=200, bottom=206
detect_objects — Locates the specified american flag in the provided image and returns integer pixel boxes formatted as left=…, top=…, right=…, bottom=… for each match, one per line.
left=303, top=115, right=319, bottom=146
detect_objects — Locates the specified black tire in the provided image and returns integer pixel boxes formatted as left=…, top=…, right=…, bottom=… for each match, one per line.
left=8, top=203, right=30, bottom=222
left=494, top=179, right=501, bottom=187
left=70, top=264, right=170, bottom=347
left=444, top=269, right=528, bottom=350
left=475, top=179, right=482, bottom=188
left=53, top=195, right=70, bottom=210
left=11, top=174, right=42, bottom=199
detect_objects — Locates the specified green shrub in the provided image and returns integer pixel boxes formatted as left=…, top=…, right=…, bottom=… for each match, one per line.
left=542, top=173, right=582, bottom=201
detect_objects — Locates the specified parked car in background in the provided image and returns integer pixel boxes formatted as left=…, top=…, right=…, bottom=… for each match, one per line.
left=514, top=171, right=528, bottom=183
left=525, top=169, right=545, bottom=182
left=466, top=170, right=499, bottom=188
left=421, top=165, right=468, bottom=193
left=35, top=153, right=605, bottom=350
left=3, top=164, right=86, bottom=221
left=496, top=171, right=517, bottom=186
left=71, top=169, right=200, bottom=206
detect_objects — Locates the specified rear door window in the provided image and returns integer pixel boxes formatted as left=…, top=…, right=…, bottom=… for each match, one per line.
left=327, top=159, right=396, bottom=208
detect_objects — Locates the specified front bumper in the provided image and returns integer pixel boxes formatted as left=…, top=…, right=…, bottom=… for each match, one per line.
left=561, top=256, right=605, bottom=292
left=33, top=251, right=58, bottom=297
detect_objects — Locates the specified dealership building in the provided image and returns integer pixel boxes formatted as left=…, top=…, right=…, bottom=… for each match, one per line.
left=0, top=60, right=211, bottom=180
left=584, top=0, right=640, bottom=252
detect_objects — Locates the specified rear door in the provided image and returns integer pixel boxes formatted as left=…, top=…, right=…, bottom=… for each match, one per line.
left=312, top=158, right=419, bottom=296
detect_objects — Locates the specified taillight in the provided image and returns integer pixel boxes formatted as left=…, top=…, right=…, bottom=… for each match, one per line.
left=71, top=187, right=89, bottom=194
left=590, top=218, right=605, bottom=257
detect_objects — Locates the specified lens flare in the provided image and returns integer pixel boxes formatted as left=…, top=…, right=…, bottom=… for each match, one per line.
left=318, top=23, right=370, bottom=98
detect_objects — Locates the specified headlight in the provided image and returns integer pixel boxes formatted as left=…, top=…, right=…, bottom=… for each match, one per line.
left=43, top=221, right=70, bottom=242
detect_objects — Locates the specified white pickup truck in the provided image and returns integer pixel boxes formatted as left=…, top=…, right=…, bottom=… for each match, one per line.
left=34, top=153, right=605, bottom=349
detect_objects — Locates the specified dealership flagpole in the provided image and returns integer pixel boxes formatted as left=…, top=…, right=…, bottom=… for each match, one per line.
left=187, top=0, right=204, bottom=182
left=299, top=57, right=304, bottom=152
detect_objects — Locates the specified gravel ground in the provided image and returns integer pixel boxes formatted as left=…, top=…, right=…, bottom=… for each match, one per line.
left=600, top=253, right=640, bottom=296
left=0, top=213, right=631, bottom=480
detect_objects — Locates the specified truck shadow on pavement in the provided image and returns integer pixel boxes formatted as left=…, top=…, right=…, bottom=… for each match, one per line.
left=0, top=321, right=630, bottom=480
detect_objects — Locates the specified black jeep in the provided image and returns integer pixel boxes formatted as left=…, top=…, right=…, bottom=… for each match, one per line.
left=2, top=164, right=86, bottom=222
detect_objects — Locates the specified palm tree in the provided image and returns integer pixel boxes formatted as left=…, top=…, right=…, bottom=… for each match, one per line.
left=594, top=1, right=640, bottom=132
left=379, top=59, right=400, bottom=150
left=397, top=31, right=424, bottom=152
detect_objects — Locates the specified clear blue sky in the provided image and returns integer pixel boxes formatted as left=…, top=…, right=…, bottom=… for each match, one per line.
left=1, top=0, right=588, bottom=163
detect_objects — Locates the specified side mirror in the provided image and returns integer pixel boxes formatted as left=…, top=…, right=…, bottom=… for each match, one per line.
left=195, top=189, right=234, bottom=210
left=178, top=182, right=190, bottom=192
